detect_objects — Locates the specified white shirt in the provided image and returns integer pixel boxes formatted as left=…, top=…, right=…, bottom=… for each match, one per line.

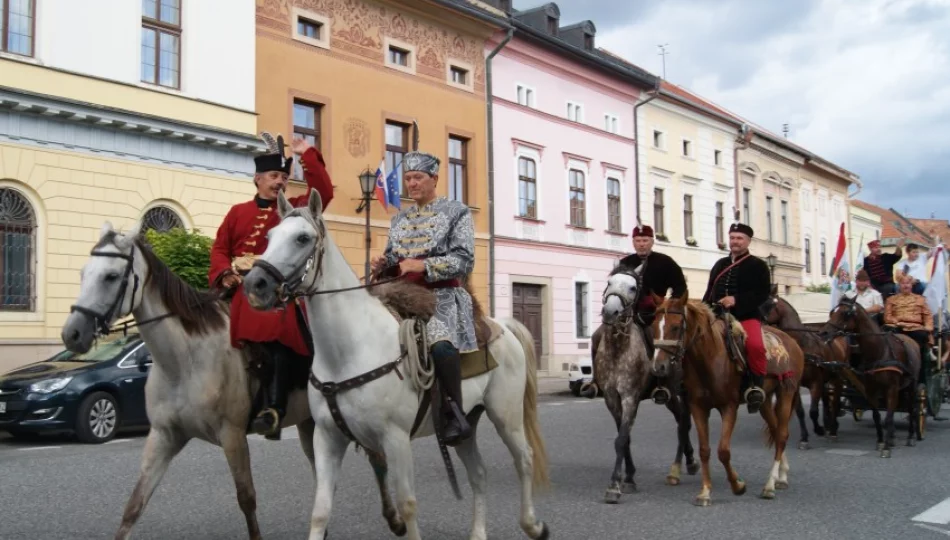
left=845, top=287, right=884, bottom=311
left=899, top=253, right=932, bottom=283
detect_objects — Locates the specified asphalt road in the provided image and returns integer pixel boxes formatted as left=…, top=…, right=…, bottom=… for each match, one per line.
left=2, top=389, right=950, bottom=540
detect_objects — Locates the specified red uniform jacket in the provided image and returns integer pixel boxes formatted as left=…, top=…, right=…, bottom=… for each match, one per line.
left=209, top=148, right=334, bottom=356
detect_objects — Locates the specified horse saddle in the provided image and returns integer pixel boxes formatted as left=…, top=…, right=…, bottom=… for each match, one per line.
left=369, top=279, right=501, bottom=380
left=718, top=314, right=790, bottom=376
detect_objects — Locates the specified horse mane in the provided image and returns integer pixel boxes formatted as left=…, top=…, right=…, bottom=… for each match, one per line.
left=673, top=298, right=727, bottom=356
left=775, top=296, right=823, bottom=350
left=134, top=238, right=227, bottom=335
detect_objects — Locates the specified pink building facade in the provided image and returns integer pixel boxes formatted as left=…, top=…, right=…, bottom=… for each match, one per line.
left=488, top=5, right=657, bottom=373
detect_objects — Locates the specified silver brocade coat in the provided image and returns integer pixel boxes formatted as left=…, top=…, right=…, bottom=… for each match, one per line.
left=383, top=197, right=478, bottom=353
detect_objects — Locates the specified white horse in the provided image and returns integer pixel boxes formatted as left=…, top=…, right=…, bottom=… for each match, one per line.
left=60, top=220, right=406, bottom=540
left=242, top=189, right=551, bottom=540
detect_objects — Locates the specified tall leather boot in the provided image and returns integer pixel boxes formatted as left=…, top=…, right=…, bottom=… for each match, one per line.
left=432, top=341, right=471, bottom=446
left=251, top=343, right=291, bottom=440
left=745, top=372, right=765, bottom=414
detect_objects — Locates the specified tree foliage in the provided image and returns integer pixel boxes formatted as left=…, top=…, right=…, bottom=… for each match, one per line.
left=144, top=228, right=213, bottom=290
left=805, top=283, right=831, bottom=294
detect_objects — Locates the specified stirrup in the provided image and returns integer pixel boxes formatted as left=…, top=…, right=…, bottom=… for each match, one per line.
left=744, top=387, right=765, bottom=413
left=651, top=386, right=671, bottom=405
left=442, top=400, right=471, bottom=447
left=252, top=408, right=282, bottom=440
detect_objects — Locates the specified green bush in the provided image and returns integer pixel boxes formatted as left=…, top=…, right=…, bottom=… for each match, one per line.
left=805, top=283, right=831, bottom=294
left=144, top=228, right=213, bottom=290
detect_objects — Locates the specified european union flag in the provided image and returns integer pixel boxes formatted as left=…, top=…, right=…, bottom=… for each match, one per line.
left=386, top=169, right=401, bottom=210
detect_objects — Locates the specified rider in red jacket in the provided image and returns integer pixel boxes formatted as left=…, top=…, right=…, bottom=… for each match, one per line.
left=209, top=134, right=334, bottom=439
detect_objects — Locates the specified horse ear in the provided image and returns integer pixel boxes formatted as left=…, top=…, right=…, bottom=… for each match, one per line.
left=308, top=188, right=324, bottom=219
left=99, top=221, right=114, bottom=239
left=115, top=220, right=142, bottom=250
left=276, top=190, right=294, bottom=219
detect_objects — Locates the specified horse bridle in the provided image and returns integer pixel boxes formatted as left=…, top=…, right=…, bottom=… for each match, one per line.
left=652, top=309, right=690, bottom=368
left=252, top=248, right=322, bottom=305
left=601, top=270, right=644, bottom=328
left=69, top=246, right=140, bottom=337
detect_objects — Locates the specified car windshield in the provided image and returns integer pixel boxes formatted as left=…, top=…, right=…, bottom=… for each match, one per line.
left=54, top=335, right=141, bottom=363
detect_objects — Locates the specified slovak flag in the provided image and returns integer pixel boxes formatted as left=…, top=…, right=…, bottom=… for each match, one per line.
left=374, top=160, right=388, bottom=210
left=374, top=159, right=401, bottom=211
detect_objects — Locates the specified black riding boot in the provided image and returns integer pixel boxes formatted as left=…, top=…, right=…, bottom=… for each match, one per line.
left=252, top=342, right=292, bottom=440
left=745, top=372, right=766, bottom=414
left=431, top=341, right=472, bottom=446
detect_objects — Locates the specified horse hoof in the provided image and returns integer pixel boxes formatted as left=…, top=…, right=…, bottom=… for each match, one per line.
left=687, top=462, right=700, bottom=476
left=666, top=475, right=681, bottom=486
left=798, top=441, right=810, bottom=451
left=906, top=439, right=916, bottom=447
left=391, top=522, right=408, bottom=537
left=760, top=489, right=776, bottom=500
left=775, top=481, right=789, bottom=491
left=536, top=522, right=550, bottom=540
left=693, top=496, right=712, bottom=507
left=733, top=481, right=747, bottom=496
left=880, top=449, right=891, bottom=459
left=604, top=488, right=622, bottom=504
left=622, top=481, right=638, bottom=494
left=814, top=426, right=826, bottom=436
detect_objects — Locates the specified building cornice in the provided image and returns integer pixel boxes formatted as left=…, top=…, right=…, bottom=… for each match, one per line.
left=496, top=97, right=636, bottom=144
left=0, top=86, right=265, bottom=154
left=651, top=94, right=740, bottom=135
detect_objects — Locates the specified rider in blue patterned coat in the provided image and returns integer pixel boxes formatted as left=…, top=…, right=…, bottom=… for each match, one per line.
left=371, top=150, right=476, bottom=446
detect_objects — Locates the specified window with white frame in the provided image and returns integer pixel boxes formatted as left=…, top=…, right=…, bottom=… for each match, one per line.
left=606, top=178, right=621, bottom=232
left=682, top=139, right=692, bottom=158
left=653, top=188, right=665, bottom=236
left=714, top=150, right=722, bottom=166
left=568, top=169, right=586, bottom=227
left=516, top=85, right=535, bottom=107
left=604, top=114, right=619, bottom=134
left=518, top=157, right=537, bottom=218
left=820, top=240, right=827, bottom=274
left=742, top=188, right=751, bottom=225
left=715, top=202, right=724, bottom=246
left=683, top=194, right=694, bottom=241
left=292, top=8, right=330, bottom=50
left=653, top=130, right=665, bottom=149
left=780, top=200, right=789, bottom=245
left=818, top=195, right=827, bottom=216
left=804, top=237, right=812, bottom=273
left=574, top=282, right=590, bottom=338
left=567, top=102, right=584, bottom=123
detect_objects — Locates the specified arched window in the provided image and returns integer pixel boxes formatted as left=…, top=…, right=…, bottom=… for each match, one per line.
left=0, top=188, right=37, bottom=311
left=141, top=205, right=185, bottom=233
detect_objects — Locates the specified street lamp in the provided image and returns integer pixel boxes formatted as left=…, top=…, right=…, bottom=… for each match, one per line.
left=356, top=168, right=377, bottom=283
left=766, top=253, right=778, bottom=284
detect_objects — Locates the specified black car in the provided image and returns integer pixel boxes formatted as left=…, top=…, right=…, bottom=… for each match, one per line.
left=0, top=334, right=152, bottom=443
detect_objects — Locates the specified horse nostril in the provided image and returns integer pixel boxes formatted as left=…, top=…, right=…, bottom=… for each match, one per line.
left=69, top=329, right=80, bottom=344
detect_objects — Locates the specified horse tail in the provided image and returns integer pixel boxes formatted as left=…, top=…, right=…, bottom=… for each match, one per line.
left=502, top=317, right=551, bottom=491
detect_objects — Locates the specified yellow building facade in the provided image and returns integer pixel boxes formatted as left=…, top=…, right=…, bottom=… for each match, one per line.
left=255, top=0, right=507, bottom=302
left=0, top=60, right=264, bottom=374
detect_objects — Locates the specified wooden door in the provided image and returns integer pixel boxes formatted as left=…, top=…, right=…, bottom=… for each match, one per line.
left=512, top=283, right=544, bottom=365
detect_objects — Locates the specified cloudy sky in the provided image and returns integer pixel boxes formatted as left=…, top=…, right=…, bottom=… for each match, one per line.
left=513, top=0, right=950, bottom=221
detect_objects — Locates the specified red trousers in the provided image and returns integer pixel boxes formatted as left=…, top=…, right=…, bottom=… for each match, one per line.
left=739, top=319, right=767, bottom=376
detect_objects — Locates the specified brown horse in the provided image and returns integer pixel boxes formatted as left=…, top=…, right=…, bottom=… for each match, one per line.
left=819, top=296, right=922, bottom=457
left=761, top=291, right=850, bottom=444
left=651, top=291, right=804, bottom=506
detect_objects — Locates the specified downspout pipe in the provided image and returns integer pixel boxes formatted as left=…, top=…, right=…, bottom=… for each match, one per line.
left=632, top=78, right=661, bottom=224
left=486, top=27, right=514, bottom=318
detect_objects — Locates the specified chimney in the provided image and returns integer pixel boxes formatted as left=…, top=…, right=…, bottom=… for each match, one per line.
left=513, top=2, right=560, bottom=36
left=482, top=0, right=512, bottom=13
left=558, top=20, right=596, bottom=51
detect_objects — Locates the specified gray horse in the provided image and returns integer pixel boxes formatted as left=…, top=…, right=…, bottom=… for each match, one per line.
left=60, top=220, right=405, bottom=540
left=595, top=265, right=697, bottom=504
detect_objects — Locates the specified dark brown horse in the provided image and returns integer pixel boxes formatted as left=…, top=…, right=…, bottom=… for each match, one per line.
left=819, top=296, right=922, bottom=457
left=651, top=292, right=804, bottom=506
left=761, top=291, right=850, bottom=445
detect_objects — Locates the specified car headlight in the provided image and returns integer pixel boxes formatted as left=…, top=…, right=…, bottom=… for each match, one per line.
left=28, top=377, right=73, bottom=394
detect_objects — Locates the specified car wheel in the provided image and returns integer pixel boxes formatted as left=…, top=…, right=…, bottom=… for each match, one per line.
left=569, top=381, right=581, bottom=397
left=75, top=391, right=119, bottom=444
